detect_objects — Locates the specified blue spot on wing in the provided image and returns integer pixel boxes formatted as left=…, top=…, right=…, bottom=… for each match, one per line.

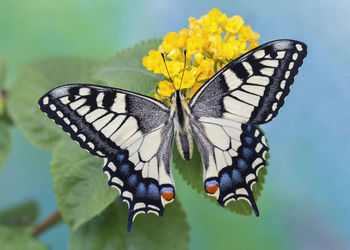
left=219, top=173, right=232, bottom=190
left=232, top=169, right=242, bottom=183
left=205, top=179, right=219, bottom=187
left=128, top=174, right=137, bottom=187
left=160, top=186, right=174, bottom=194
left=148, top=183, right=160, bottom=199
left=237, top=159, right=248, bottom=171
left=137, top=183, right=146, bottom=198
left=120, top=163, right=130, bottom=176
left=242, top=147, right=252, bottom=159
left=116, top=153, right=125, bottom=162
left=244, top=137, right=253, bottom=145
left=246, top=124, right=253, bottom=133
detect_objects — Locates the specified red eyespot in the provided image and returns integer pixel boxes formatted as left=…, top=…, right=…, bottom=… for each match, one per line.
left=161, top=191, right=174, bottom=201
left=205, top=184, right=218, bottom=194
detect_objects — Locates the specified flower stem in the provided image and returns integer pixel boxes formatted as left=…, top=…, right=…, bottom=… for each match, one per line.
left=32, top=211, right=62, bottom=237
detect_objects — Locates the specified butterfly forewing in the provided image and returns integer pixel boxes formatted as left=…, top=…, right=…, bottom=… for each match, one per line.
left=38, top=84, right=176, bottom=232
left=190, top=40, right=307, bottom=124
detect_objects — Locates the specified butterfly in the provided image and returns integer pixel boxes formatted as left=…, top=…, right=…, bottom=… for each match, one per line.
left=38, top=39, right=307, bottom=232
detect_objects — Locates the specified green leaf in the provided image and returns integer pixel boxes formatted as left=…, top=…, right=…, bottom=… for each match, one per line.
left=173, top=139, right=269, bottom=216
left=0, top=59, right=7, bottom=89
left=93, top=39, right=163, bottom=95
left=51, top=138, right=117, bottom=231
left=0, top=119, right=11, bottom=171
left=7, top=58, right=97, bottom=151
left=0, top=201, right=38, bottom=228
left=0, top=225, right=47, bottom=250
left=69, top=200, right=190, bottom=250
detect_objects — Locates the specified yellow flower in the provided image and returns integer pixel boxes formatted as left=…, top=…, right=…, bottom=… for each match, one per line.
left=157, top=80, right=174, bottom=98
left=197, top=59, right=215, bottom=80
left=238, top=25, right=260, bottom=43
left=142, top=50, right=163, bottom=74
left=142, top=9, right=260, bottom=99
left=224, top=16, right=244, bottom=34
left=208, top=8, right=222, bottom=21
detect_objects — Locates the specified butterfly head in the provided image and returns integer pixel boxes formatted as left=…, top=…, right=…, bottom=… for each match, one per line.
left=170, top=90, right=186, bottom=102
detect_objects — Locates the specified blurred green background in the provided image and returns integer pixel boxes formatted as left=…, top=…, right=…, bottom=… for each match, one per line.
left=1, top=0, right=349, bottom=249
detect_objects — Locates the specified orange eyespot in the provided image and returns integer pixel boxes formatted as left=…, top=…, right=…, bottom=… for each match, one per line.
left=161, top=191, right=174, bottom=201
left=205, top=184, right=218, bottom=194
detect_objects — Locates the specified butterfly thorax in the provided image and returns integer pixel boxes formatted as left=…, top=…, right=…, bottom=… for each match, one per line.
left=171, top=90, right=194, bottom=161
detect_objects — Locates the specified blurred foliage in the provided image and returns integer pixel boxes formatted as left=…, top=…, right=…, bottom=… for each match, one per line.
left=0, top=201, right=38, bottom=229
left=0, top=225, right=46, bottom=250
left=70, top=200, right=189, bottom=250
left=7, top=58, right=98, bottom=151
left=0, top=201, right=46, bottom=250
left=0, top=59, right=7, bottom=89
left=51, top=139, right=117, bottom=231
left=93, top=39, right=164, bottom=93
left=0, top=59, right=11, bottom=171
left=0, top=119, right=11, bottom=171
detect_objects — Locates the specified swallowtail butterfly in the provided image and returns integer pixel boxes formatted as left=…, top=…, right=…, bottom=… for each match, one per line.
left=38, top=40, right=307, bottom=232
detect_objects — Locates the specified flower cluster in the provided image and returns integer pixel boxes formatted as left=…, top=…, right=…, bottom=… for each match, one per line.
left=142, top=9, right=260, bottom=99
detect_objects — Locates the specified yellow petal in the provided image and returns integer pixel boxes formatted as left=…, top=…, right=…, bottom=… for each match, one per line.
left=224, top=15, right=244, bottom=34
left=218, top=13, right=228, bottom=26
left=238, top=25, right=253, bottom=42
left=208, top=8, right=222, bottom=20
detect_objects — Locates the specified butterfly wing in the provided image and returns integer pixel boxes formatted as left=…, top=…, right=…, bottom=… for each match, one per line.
left=38, top=84, right=175, bottom=231
left=190, top=39, right=307, bottom=124
left=190, top=118, right=268, bottom=215
left=189, top=40, right=307, bottom=213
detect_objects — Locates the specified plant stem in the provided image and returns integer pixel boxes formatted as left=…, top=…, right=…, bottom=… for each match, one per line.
left=32, top=211, right=62, bottom=237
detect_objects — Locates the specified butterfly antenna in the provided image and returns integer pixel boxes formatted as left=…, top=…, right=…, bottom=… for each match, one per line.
left=161, top=53, right=176, bottom=91
left=179, top=50, right=187, bottom=91
left=165, top=95, right=171, bottom=103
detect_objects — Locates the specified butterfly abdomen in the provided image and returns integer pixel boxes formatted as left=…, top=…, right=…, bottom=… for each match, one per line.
left=176, top=131, right=193, bottom=161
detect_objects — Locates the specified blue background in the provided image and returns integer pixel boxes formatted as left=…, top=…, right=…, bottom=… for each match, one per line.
left=0, top=0, right=349, bottom=249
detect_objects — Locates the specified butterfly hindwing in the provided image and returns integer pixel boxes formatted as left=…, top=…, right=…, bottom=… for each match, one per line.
left=103, top=121, right=175, bottom=232
left=38, top=84, right=176, bottom=231
left=191, top=117, right=268, bottom=213
left=190, top=39, right=307, bottom=124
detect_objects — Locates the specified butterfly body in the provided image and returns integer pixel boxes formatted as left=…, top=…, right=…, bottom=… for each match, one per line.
left=38, top=40, right=307, bottom=232
left=172, top=90, right=194, bottom=161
